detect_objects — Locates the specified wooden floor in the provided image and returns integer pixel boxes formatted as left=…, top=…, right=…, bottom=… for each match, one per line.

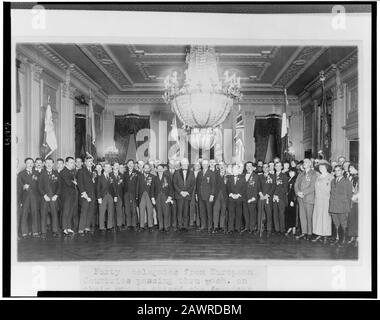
left=17, top=228, right=358, bottom=261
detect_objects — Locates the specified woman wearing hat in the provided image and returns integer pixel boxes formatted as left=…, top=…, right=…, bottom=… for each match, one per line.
left=311, top=160, right=334, bottom=243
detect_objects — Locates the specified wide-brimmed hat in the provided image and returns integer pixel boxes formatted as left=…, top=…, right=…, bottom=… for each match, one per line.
left=315, top=159, right=332, bottom=173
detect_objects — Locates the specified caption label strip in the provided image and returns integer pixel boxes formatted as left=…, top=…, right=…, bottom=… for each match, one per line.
left=80, top=265, right=267, bottom=290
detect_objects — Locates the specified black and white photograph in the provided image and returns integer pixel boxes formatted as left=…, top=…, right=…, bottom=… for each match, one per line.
left=4, top=3, right=374, bottom=297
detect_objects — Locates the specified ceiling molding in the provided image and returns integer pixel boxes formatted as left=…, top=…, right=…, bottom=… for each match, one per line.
left=273, top=47, right=328, bottom=88
left=299, top=49, right=358, bottom=98
left=107, top=94, right=300, bottom=106
left=17, top=44, right=107, bottom=105
left=78, top=44, right=133, bottom=90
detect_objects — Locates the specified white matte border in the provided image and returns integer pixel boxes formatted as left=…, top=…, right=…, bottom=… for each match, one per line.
left=9, top=7, right=372, bottom=296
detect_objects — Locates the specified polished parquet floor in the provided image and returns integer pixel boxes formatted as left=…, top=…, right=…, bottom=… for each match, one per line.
left=17, top=227, right=358, bottom=261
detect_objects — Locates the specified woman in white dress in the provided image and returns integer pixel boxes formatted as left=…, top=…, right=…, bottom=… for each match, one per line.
left=312, top=160, right=334, bottom=244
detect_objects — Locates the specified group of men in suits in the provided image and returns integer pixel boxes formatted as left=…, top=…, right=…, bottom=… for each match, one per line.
left=17, top=154, right=356, bottom=241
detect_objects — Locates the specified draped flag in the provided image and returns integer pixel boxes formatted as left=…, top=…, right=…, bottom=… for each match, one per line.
left=319, top=72, right=330, bottom=159
left=43, top=103, right=57, bottom=159
left=16, top=60, right=22, bottom=113
left=234, top=104, right=245, bottom=163
left=86, top=94, right=97, bottom=159
left=170, top=114, right=179, bottom=142
left=89, top=97, right=96, bottom=145
left=170, top=115, right=180, bottom=160
left=281, top=87, right=289, bottom=161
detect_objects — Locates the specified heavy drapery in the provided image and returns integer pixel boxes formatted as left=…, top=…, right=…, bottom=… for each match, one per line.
left=114, top=114, right=150, bottom=163
left=254, top=115, right=282, bottom=162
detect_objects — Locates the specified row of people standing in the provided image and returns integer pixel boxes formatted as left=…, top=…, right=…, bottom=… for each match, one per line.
left=17, top=155, right=359, bottom=247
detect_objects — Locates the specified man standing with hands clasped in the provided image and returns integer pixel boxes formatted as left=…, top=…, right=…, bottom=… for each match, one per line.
left=294, top=158, right=318, bottom=240
left=173, top=158, right=195, bottom=231
left=38, top=157, right=61, bottom=238
left=196, top=159, right=216, bottom=233
left=97, top=163, right=116, bottom=232
left=17, top=158, right=40, bottom=237
left=226, top=164, right=246, bottom=234
left=243, top=161, right=260, bottom=234
left=77, top=156, right=96, bottom=235
left=272, top=162, right=288, bottom=235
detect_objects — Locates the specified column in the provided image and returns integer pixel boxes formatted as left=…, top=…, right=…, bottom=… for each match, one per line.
left=158, top=116, right=168, bottom=163
left=243, top=109, right=255, bottom=162
left=59, top=82, right=76, bottom=158
left=29, top=63, right=43, bottom=158
left=288, top=109, right=303, bottom=160
left=222, top=111, right=233, bottom=164
left=103, top=109, right=115, bottom=154
left=149, top=111, right=160, bottom=160
left=311, top=99, right=318, bottom=157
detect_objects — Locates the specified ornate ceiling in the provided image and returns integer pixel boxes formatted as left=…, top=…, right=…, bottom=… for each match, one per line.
left=37, top=43, right=356, bottom=97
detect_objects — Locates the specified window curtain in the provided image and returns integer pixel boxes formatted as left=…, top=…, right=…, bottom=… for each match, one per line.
left=254, top=115, right=281, bottom=161
left=114, top=114, right=150, bottom=163
left=75, top=114, right=86, bottom=159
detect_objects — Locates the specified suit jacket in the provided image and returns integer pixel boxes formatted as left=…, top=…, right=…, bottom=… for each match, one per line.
left=136, top=173, right=155, bottom=200
left=38, top=169, right=61, bottom=198
left=226, top=174, right=246, bottom=202
left=294, top=169, right=319, bottom=204
left=245, top=172, right=260, bottom=201
left=196, top=169, right=216, bottom=201
left=17, top=169, right=40, bottom=202
left=77, top=167, right=96, bottom=198
left=33, top=168, right=44, bottom=195
left=258, top=173, right=276, bottom=197
left=153, top=172, right=173, bottom=199
left=123, top=170, right=139, bottom=196
left=97, top=174, right=116, bottom=199
left=215, top=171, right=228, bottom=199
left=173, top=169, right=196, bottom=200
left=273, top=172, right=289, bottom=202
left=111, top=171, right=124, bottom=198
left=329, top=177, right=353, bottom=213
left=59, top=167, right=77, bottom=200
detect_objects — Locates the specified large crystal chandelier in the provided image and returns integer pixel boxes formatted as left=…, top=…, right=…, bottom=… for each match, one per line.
left=163, top=45, right=242, bottom=150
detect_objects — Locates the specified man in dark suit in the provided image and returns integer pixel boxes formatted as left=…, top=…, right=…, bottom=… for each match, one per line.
left=226, top=164, right=246, bottom=233
left=213, top=161, right=228, bottom=233
left=329, top=165, right=353, bottom=245
left=168, top=159, right=177, bottom=230
left=190, top=162, right=201, bottom=229
left=111, top=162, right=124, bottom=231
left=97, top=163, right=116, bottom=231
left=173, top=158, right=195, bottom=231
left=136, top=163, right=155, bottom=231
left=77, top=156, right=96, bottom=235
left=72, top=157, right=83, bottom=231
left=153, top=164, right=173, bottom=232
left=196, top=159, right=216, bottom=232
left=272, top=162, right=288, bottom=234
left=17, top=158, right=40, bottom=237
left=123, top=159, right=139, bottom=230
left=34, top=157, right=44, bottom=234
left=60, top=157, right=77, bottom=235
left=38, top=157, right=61, bottom=237
left=56, top=158, right=65, bottom=230
left=257, top=163, right=276, bottom=237
left=243, top=161, right=260, bottom=234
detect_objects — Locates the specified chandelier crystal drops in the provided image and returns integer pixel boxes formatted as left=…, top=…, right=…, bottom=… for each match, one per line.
left=163, top=45, right=242, bottom=150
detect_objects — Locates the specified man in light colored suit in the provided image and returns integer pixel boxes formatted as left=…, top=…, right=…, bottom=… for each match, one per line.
left=294, top=158, right=318, bottom=240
